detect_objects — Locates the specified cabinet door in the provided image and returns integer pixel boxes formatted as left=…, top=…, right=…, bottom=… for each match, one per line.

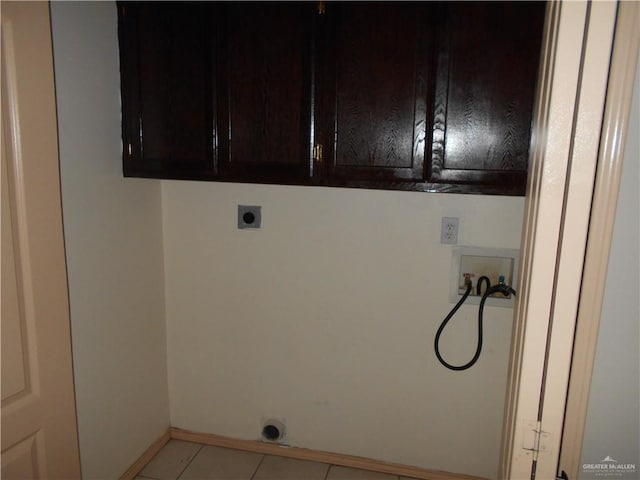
left=317, top=3, right=434, bottom=190
left=428, top=2, right=545, bottom=195
left=216, top=2, right=315, bottom=185
left=118, top=2, right=217, bottom=179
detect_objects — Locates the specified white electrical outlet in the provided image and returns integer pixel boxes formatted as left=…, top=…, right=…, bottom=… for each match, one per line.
left=441, top=217, right=459, bottom=244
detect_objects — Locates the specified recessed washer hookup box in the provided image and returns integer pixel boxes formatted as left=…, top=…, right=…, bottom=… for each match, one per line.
left=450, top=246, right=520, bottom=308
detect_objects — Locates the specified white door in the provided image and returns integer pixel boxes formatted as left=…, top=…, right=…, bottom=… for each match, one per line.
left=1, top=2, right=81, bottom=478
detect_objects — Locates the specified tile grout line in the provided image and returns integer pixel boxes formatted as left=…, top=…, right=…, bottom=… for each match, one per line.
left=248, top=451, right=267, bottom=480
left=323, top=463, right=332, bottom=480
left=175, top=443, right=204, bottom=480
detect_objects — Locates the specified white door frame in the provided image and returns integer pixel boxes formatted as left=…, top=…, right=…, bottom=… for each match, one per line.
left=499, top=1, right=631, bottom=478
left=558, top=2, right=640, bottom=478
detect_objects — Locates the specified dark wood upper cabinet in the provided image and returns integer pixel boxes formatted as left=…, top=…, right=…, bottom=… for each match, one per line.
left=117, top=1, right=546, bottom=195
left=118, top=2, right=217, bottom=179
left=216, top=2, right=314, bottom=185
left=428, top=2, right=545, bottom=195
left=316, top=3, right=433, bottom=190
left=118, top=2, right=314, bottom=183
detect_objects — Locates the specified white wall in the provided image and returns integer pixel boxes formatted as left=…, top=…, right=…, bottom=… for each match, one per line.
left=163, top=182, right=524, bottom=479
left=580, top=52, right=640, bottom=476
left=50, top=3, right=170, bottom=478
left=50, top=2, right=527, bottom=477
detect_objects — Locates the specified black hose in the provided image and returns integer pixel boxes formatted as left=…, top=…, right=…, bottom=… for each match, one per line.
left=476, top=276, right=491, bottom=296
left=434, top=283, right=516, bottom=371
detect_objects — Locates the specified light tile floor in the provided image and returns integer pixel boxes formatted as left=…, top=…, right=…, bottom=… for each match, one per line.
left=136, top=440, right=422, bottom=480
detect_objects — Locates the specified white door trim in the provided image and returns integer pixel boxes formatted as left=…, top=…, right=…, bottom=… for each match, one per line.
left=500, top=1, right=619, bottom=478
left=558, top=2, right=640, bottom=477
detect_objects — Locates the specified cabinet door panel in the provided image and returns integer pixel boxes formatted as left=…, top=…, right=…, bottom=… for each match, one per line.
left=320, top=3, right=432, bottom=186
left=218, top=2, right=313, bottom=183
left=118, top=2, right=217, bottom=179
left=429, top=2, right=545, bottom=194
